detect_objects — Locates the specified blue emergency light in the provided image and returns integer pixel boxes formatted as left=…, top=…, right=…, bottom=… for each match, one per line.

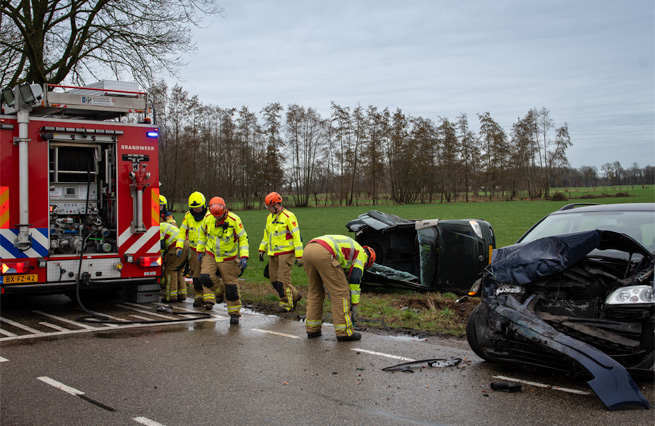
left=146, top=130, right=159, bottom=138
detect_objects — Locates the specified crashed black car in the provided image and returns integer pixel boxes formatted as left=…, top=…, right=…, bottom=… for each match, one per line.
left=466, top=203, right=654, bottom=410
left=346, top=210, right=495, bottom=292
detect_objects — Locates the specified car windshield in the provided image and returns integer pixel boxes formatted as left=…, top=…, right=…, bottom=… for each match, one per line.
left=520, top=210, right=655, bottom=256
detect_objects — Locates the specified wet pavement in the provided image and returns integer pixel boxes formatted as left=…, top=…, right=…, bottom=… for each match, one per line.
left=1, top=294, right=653, bottom=425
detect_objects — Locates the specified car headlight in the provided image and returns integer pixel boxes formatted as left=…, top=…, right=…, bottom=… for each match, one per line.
left=495, top=283, right=523, bottom=296
left=605, top=285, right=655, bottom=305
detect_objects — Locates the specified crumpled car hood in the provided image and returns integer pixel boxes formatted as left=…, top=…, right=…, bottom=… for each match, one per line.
left=489, top=230, right=652, bottom=285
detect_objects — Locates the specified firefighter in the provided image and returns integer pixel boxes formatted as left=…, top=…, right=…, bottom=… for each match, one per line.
left=196, top=197, right=249, bottom=324
left=176, top=191, right=221, bottom=307
left=159, top=195, right=176, bottom=225
left=258, top=192, right=304, bottom=312
left=160, top=221, right=189, bottom=302
left=302, top=235, right=375, bottom=341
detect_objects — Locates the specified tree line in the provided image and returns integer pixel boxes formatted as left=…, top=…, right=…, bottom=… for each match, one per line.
left=151, top=82, right=654, bottom=211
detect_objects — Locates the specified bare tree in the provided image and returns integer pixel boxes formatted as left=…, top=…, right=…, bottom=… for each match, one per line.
left=0, top=0, right=222, bottom=87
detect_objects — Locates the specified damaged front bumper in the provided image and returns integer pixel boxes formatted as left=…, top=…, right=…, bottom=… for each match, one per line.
left=472, top=230, right=654, bottom=410
left=493, top=294, right=649, bottom=410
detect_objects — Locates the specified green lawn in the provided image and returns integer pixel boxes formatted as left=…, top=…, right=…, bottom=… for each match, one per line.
left=172, top=186, right=654, bottom=336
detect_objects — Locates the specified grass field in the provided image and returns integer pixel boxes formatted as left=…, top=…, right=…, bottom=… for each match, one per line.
left=173, top=185, right=654, bottom=337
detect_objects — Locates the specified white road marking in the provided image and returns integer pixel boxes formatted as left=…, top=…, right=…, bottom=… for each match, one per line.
left=33, top=310, right=100, bottom=330
left=116, top=304, right=176, bottom=319
left=133, top=417, right=167, bottom=426
left=492, top=375, right=591, bottom=395
left=38, top=322, right=70, bottom=332
left=251, top=328, right=299, bottom=339
left=37, top=376, right=84, bottom=396
left=74, top=308, right=124, bottom=325
left=0, top=316, right=44, bottom=334
left=0, top=328, right=18, bottom=337
left=129, top=315, right=155, bottom=321
left=352, top=348, right=415, bottom=362
left=0, top=356, right=8, bottom=362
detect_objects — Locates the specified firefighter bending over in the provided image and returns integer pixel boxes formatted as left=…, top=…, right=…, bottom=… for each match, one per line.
left=302, top=235, right=375, bottom=342
left=197, top=197, right=249, bottom=324
left=258, top=192, right=304, bottom=312
left=160, top=221, right=188, bottom=302
left=176, top=192, right=221, bottom=307
left=159, top=195, right=176, bottom=225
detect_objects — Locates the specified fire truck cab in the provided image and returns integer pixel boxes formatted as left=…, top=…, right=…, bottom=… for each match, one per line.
left=0, top=81, right=162, bottom=297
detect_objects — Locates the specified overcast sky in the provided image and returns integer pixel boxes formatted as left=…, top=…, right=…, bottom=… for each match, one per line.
left=171, top=0, right=654, bottom=170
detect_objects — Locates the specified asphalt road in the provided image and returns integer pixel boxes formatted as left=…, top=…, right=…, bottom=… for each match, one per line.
left=0, top=294, right=653, bottom=425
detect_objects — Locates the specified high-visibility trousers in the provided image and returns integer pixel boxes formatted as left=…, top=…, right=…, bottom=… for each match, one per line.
left=201, top=256, right=242, bottom=316
left=162, top=240, right=189, bottom=301
left=269, top=253, right=300, bottom=311
left=302, top=242, right=354, bottom=337
left=198, top=254, right=224, bottom=305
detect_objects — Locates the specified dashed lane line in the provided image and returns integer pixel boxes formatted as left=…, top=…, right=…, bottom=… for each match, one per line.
left=352, top=348, right=415, bottom=362
left=37, top=376, right=84, bottom=396
left=492, top=375, right=591, bottom=395
left=133, top=417, right=167, bottom=426
left=251, top=328, right=300, bottom=339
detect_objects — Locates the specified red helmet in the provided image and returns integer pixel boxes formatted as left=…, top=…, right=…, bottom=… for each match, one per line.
left=208, top=197, right=227, bottom=219
left=362, top=246, right=376, bottom=269
left=265, top=192, right=283, bottom=206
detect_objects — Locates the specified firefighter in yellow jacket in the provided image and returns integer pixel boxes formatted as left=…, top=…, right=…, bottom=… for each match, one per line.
left=176, top=191, right=221, bottom=307
left=258, top=192, right=304, bottom=312
left=197, top=197, right=249, bottom=324
left=303, top=235, right=375, bottom=341
left=159, top=195, right=176, bottom=225
left=160, top=221, right=188, bottom=302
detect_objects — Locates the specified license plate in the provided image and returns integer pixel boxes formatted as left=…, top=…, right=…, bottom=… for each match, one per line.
left=2, top=274, right=38, bottom=284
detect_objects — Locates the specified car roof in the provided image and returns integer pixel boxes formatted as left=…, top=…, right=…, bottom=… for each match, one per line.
left=550, top=202, right=654, bottom=215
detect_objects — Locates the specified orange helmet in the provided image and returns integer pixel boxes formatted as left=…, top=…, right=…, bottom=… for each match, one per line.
left=265, top=192, right=283, bottom=206
left=208, top=197, right=227, bottom=219
left=362, top=246, right=376, bottom=269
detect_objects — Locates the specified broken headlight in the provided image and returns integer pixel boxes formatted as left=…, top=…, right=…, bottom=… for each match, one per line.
left=605, top=285, right=655, bottom=305
left=495, top=283, right=523, bottom=296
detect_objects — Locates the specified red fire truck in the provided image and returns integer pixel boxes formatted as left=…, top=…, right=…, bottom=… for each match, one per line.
left=0, top=81, right=162, bottom=298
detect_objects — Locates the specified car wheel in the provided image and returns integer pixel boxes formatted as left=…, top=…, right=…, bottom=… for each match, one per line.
left=466, top=304, right=490, bottom=361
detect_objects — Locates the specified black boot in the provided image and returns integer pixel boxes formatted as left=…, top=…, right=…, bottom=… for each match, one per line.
left=337, top=332, right=361, bottom=342
left=230, top=315, right=240, bottom=325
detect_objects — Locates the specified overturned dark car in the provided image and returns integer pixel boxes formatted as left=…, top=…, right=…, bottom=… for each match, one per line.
left=466, top=203, right=654, bottom=410
left=346, top=210, right=495, bottom=292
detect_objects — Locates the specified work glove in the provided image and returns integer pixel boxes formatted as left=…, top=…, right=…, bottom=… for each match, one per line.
left=258, top=251, right=264, bottom=262
left=176, top=248, right=182, bottom=258
left=295, top=258, right=303, bottom=267
left=239, top=257, right=248, bottom=271
left=197, top=252, right=204, bottom=263
left=350, top=304, right=358, bottom=320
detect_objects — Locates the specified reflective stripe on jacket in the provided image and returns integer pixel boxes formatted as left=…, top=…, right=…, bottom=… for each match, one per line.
left=309, top=235, right=364, bottom=304
left=176, top=211, right=211, bottom=250
left=160, top=222, right=180, bottom=254
left=197, top=212, right=249, bottom=262
left=258, top=209, right=303, bottom=258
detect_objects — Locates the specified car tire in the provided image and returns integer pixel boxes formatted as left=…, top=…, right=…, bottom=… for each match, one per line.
left=466, top=304, right=490, bottom=361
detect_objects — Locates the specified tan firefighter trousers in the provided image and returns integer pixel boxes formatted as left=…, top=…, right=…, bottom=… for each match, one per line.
left=302, top=243, right=355, bottom=337
left=269, top=253, right=300, bottom=311
left=162, top=240, right=189, bottom=302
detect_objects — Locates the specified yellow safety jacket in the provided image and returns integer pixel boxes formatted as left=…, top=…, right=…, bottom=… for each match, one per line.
left=258, top=209, right=303, bottom=258
left=176, top=210, right=211, bottom=250
left=160, top=221, right=180, bottom=255
left=309, top=235, right=365, bottom=305
left=197, top=212, right=249, bottom=262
